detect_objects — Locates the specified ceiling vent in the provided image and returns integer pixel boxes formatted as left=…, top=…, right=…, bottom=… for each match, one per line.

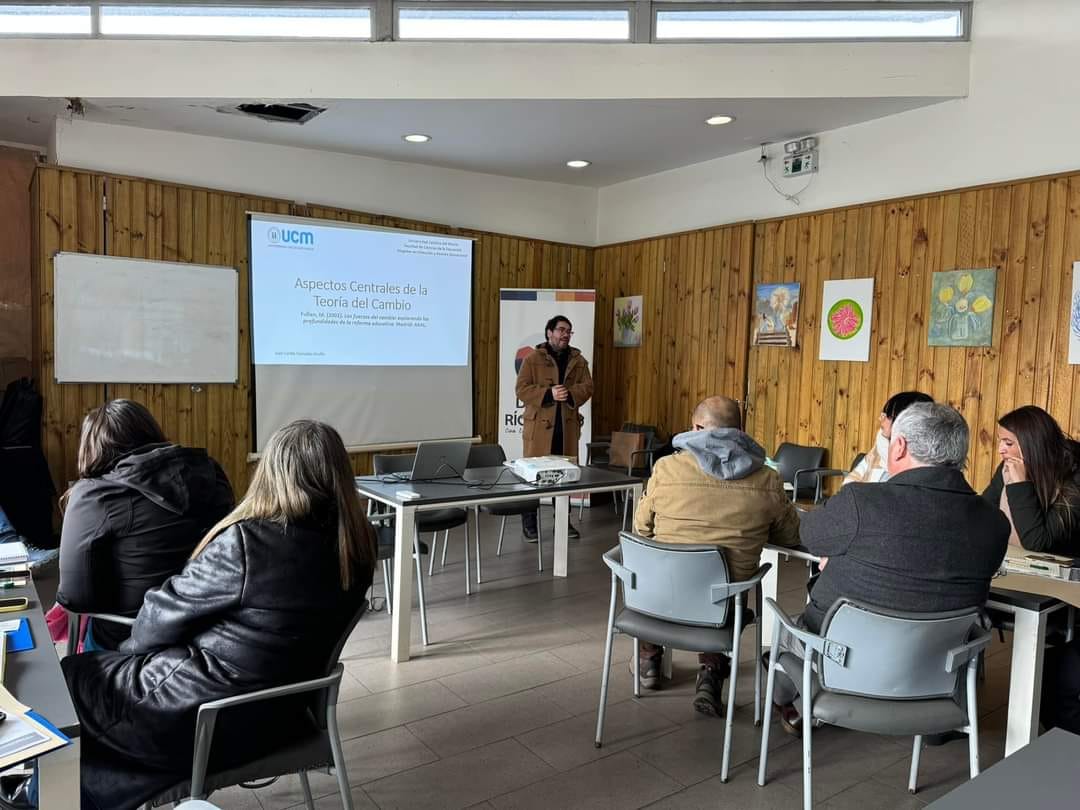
left=230, top=102, right=326, bottom=125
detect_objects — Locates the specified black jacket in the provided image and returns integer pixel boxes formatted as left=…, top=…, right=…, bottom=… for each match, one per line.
left=982, top=463, right=1080, bottom=556
left=800, top=466, right=1010, bottom=633
left=61, top=517, right=373, bottom=809
left=56, top=443, right=234, bottom=649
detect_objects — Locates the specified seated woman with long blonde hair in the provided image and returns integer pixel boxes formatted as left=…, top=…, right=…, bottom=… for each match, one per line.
left=61, top=420, right=376, bottom=810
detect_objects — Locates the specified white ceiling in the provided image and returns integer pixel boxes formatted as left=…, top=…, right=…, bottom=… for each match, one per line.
left=0, top=95, right=945, bottom=186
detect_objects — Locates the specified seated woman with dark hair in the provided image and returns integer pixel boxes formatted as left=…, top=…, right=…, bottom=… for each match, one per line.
left=62, top=419, right=376, bottom=810
left=982, top=404, right=1080, bottom=555
left=982, top=408, right=1080, bottom=738
left=56, top=399, right=235, bottom=650
left=843, top=391, right=933, bottom=485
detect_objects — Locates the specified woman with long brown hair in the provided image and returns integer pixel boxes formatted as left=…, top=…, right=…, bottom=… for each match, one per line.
left=61, top=419, right=375, bottom=810
left=56, top=399, right=234, bottom=650
left=982, top=405, right=1080, bottom=555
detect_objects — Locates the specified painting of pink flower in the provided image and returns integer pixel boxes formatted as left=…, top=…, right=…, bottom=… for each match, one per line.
left=827, top=299, right=864, bottom=340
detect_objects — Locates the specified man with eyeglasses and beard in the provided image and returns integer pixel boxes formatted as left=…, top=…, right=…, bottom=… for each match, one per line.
left=515, top=315, right=594, bottom=540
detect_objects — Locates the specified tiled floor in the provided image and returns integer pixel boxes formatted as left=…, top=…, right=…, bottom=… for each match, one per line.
left=95, top=505, right=1016, bottom=809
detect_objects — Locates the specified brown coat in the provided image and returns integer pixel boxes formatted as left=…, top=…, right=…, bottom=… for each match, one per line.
left=634, top=450, right=801, bottom=581
left=515, top=344, right=594, bottom=460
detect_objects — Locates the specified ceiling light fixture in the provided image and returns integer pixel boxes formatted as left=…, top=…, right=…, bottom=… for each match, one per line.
left=566, top=159, right=591, bottom=169
left=403, top=133, right=431, bottom=143
left=705, top=115, right=735, bottom=126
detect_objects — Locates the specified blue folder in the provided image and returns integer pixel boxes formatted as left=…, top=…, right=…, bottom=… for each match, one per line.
left=4, top=617, right=33, bottom=653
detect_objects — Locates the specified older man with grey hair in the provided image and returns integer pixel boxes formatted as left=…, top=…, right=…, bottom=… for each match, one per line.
left=770, top=403, right=1010, bottom=733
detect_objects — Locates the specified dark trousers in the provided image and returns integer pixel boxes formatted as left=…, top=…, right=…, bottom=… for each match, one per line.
left=638, top=642, right=731, bottom=678
left=523, top=417, right=564, bottom=534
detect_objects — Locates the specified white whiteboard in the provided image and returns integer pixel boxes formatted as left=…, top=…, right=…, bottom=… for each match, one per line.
left=53, top=253, right=239, bottom=384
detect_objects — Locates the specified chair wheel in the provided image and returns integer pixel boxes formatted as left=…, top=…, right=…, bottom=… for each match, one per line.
left=594, top=742, right=602, bottom=749
left=720, top=777, right=728, bottom=784
left=909, top=789, right=916, bottom=795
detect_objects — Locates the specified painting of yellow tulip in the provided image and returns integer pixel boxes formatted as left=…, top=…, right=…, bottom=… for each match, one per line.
left=929, top=269, right=997, bottom=347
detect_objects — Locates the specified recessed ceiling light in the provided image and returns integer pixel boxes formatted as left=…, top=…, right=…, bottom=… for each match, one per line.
left=566, top=159, right=591, bottom=169
left=705, top=115, right=735, bottom=126
left=403, top=133, right=431, bottom=143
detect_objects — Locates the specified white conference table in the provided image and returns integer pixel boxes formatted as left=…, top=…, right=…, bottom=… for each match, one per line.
left=760, top=541, right=1080, bottom=759
left=356, top=465, right=643, bottom=663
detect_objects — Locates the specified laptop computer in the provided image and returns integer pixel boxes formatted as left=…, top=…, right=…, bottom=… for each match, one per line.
left=398, top=440, right=472, bottom=481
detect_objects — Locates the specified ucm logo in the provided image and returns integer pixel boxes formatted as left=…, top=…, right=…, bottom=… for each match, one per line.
left=268, top=228, right=315, bottom=247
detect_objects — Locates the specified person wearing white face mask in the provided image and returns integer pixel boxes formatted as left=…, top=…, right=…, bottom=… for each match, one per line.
left=843, top=391, right=934, bottom=485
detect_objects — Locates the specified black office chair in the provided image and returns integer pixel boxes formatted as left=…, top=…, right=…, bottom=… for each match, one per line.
left=773, top=442, right=836, bottom=503
left=585, top=422, right=660, bottom=524
left=465, top=443, right=543, bottom=579
left=372, top=453, right=470, bottom=645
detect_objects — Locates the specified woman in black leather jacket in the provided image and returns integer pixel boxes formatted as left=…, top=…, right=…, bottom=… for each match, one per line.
left=56, top=399, right=235, bottom=649
left=61, top=419, right=376, bottom=810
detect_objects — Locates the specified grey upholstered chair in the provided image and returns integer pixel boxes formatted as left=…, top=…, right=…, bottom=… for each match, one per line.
left=757, top=598, right=991, bottom=810
left=595, top=531, right=770, bottom=783
left=465, top=443, right=543, bottom=579
left=67, top=603, right=368, bottom=810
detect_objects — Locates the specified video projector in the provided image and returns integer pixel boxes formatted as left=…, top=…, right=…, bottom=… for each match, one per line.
left=506, top=456, right=581, bottom=486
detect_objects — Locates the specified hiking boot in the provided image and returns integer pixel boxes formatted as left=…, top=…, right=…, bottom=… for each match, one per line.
left=777, top=702, right=803, bottom=737
left=629, top=649, right=663, bottom=689
left=693, top=666, right=724, bottom=716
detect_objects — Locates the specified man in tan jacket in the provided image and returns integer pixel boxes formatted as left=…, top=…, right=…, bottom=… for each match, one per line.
left=634, top=396, right=800, bottom=715
left=515, top=315, right=594, bottom=539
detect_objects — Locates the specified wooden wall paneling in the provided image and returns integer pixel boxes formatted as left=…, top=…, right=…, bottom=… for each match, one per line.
left=1063, top=179, right=1080, bottom=438
left=1053, top=179, right=1080, bottom=438
left=967, top=188, right=996, bottom=484
left=33, top=168, right=105, bottom=492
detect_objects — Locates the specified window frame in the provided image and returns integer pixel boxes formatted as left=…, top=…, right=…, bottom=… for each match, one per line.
left=651, top=1, right=971, bottom=44
left=393, top=1, right=636, bottom=43
left=0, top=2, right=94, bottom=38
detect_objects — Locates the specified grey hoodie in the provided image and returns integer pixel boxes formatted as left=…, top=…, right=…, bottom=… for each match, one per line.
left=671, top=428, right=766, bottom=481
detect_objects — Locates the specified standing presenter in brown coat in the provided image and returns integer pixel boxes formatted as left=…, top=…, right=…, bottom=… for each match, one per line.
left=515, top=315, right=594, bottom=539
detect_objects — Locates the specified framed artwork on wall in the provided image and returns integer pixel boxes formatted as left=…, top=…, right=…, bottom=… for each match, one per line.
left=613, top=295, right=643, bottom=347
left=819, top=278, right=874, bottom=362
left=752, top=282, right=800, bottom=347
left=928, top=269, right=997, bottom=347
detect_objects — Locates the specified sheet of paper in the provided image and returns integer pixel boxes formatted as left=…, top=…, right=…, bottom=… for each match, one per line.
left=0, top=686, right=67, bottom=770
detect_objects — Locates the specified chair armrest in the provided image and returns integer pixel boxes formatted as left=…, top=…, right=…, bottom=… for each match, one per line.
left=792, top=467, right=846, bottom=502
left=601, top=547, right=635, bottom=587
left=945, top=631, right=991, bottom=673
left=628, top=448, right=657, bottom=475
left=586, top=441, right=612, bottom=449
left=762, top=598, right=827, bottom=654
left=66, top=611, right=138, bottom=657
left=189, top=664, right=345, bottom=799
left=709, top=563, right=773, bottom=601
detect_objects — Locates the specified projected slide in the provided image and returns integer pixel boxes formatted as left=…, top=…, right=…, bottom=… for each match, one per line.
left=250, top=217, right=472, bottom=366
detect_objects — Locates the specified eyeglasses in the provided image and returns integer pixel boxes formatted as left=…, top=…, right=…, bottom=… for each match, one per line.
left=552, top=327, right=574, bottom=335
